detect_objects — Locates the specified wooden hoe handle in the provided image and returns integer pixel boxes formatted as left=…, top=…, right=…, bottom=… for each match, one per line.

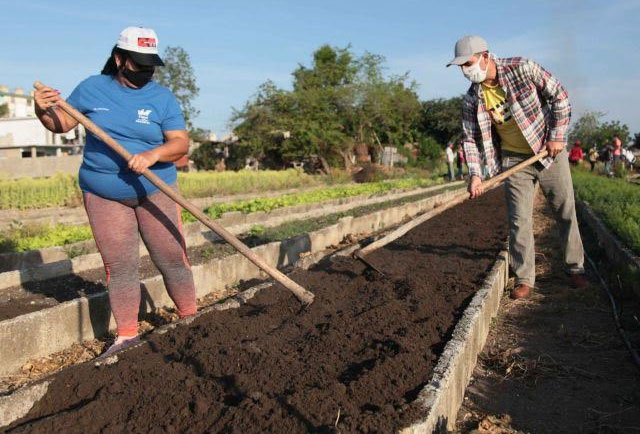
left=355, top=150, right=549, bottom=258
left=34, top=81, right=315, bottom=305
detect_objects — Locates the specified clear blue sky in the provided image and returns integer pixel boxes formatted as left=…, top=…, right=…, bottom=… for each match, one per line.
left=2, top=0, right=639, bottom=137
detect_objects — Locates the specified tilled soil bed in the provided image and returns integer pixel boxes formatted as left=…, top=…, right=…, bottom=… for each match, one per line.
left=3, top=189, right=507, bottom=433
left=0, top=188, right=458, bottom=322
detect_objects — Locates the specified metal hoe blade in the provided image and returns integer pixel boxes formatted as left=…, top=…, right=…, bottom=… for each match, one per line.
left=353, top=251, right=387, bottom=277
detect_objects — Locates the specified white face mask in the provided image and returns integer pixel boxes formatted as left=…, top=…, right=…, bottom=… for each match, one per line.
left=462, top=54, right=488, bottom=83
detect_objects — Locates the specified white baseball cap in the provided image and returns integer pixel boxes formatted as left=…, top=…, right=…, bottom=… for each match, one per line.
left=446, top=35, right=488, bottom=67
left=116, top=26, right=164, bottom=66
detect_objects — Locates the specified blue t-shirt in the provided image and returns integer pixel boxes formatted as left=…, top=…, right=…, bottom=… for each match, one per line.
left=67, top=75, right=186, bottom=200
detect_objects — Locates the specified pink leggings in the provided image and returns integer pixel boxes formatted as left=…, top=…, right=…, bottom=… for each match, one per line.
left=83, top=189, right=197, bottom=337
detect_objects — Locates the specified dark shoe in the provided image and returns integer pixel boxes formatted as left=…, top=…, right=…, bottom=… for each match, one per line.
left=510, top=284, right=532, bottom=299
left=569, top=273, right=589, bottom=289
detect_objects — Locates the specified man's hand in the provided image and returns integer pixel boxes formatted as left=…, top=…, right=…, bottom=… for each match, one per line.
left=128, top=149, right=160, bottom=174
left=468, top=175, right=484, bottom=199
left=546, top=140, right=564, bottom=158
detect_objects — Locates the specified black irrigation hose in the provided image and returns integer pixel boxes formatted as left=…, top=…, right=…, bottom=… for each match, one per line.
left=585, top=253, right=640, bottom=373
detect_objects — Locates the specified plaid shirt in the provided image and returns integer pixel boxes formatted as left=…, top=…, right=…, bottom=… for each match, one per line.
left=461, top=56, right=571, bottom=178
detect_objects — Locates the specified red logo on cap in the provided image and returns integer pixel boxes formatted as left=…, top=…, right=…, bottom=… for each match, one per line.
left=138, top=38, right=157, bottom=48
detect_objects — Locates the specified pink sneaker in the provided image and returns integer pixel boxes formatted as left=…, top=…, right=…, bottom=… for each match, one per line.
left=99, top=335, right=140, bottom=359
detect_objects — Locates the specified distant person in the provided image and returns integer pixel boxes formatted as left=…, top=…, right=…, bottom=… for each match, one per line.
left=33, top=27, right=197, bottom=357
left=456, top=144, right=465, bottom=179
left=601, top=141, right=614, bottom=175
left=445, top=142, right=456, bottom=181
left=612, top=136, right=623, bottom=169
left=448, top=35, right=587, bottom=299
left=622, top=147, right=636, bottom=170
left=568, top=140, right=584, bottom=166
left=587, top=146, right=599, bottom=172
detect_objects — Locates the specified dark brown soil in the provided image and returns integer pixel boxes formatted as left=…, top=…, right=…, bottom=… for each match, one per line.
left=4, top=189, right=507, bottom=434
left=0, top=188, right=456, bottom=322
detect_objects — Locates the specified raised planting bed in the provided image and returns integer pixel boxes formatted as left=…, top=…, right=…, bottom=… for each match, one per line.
left=0, top=185, right=462, bottom=321
left=0, top=187, right=465, bottom=377
left=1, top=188, right=508, bottom=433
left=0, top=182, right=458, bottom=274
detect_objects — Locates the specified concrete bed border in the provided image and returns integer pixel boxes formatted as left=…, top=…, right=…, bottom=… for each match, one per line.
left=576, top=200, right=640, bottom=297
left=0, top=182, right=461, bottom=284
left=0, top=187, right=464, bottom=378
left=400, top=250, right=508, bottom=433
left=1, top=243, right=508, bottom=433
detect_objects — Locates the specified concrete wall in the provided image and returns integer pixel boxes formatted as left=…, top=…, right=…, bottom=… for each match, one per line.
left=0, top=118, right=52, bottom=147
left=0, top=154, right=82, bottom=179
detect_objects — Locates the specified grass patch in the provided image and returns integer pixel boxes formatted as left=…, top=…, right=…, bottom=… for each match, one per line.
left=572, top=168, right=640, bottom=254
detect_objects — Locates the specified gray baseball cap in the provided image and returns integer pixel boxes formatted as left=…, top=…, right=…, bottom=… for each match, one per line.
left=446, top=35, right=488, bottom=67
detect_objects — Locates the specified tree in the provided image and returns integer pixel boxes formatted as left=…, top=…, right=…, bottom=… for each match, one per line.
left=597, top=120, right=630, bottom=146
left=231, top=45, right=423, bottom=170
left=188, top=127, right=210, bottom=143
left=0, top=103, right=8, bottom=118
left=569, top=111, right=631, bottom=148
left=231, top=80, right=297, bottom=167
left=419, top=96, right=463, bottom=146
left=154, top=46, right=200, bottom=129
left=568, top=110, right=603, bottom=148
left=633, top=132, right=640, bottom=148
left=415, top=136, right=443, bottom=170
left=349, top=53, right=422, bottom=162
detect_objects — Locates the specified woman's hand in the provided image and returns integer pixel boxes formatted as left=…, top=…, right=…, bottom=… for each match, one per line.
left=128, top=149, right=160, bottom=174
left=33, top=87, right=78, bottom=133
left=34, top=87, right=61, bottom=112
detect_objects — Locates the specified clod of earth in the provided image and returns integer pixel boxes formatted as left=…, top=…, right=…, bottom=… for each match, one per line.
left=5, top=189, right=507, bottom=433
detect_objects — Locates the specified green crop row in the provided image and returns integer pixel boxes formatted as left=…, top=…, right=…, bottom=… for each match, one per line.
left=0, top=169, right=346, bottom=210
left=176, top=168, right=333, bottom=198
left=0, top=223, right=93, bottom=253
left=0, top=176, right=443, bottom=253
left=0, top=174, right=82, bottom=210
left=182, top=177, right=442, bottom=222
left=572, top=169, right=640, bottom=254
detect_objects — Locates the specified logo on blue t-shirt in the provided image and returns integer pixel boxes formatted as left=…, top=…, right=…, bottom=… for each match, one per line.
left=136, top=109, right=152, bottom=124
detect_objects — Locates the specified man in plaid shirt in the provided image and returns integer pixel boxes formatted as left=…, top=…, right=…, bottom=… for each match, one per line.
left=447, top=35, right=587, bottom=298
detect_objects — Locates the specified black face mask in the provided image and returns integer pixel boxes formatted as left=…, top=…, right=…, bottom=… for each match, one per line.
left=121, top=66, right=155, bottom=88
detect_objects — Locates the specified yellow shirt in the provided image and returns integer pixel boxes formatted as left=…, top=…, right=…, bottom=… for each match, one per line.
left=481, top=83, right=533, bottom=155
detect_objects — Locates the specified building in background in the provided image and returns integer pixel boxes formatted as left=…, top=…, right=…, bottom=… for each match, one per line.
left=0, top=85, right=35, bottom=118
left=0, top=85, right=85, bottom=178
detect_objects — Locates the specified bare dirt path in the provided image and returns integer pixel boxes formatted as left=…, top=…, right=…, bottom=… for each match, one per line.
left=456, top=193, right=640, bottom=434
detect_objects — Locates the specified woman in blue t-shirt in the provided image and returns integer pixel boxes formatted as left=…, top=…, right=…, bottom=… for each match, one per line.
left=34, top=27, right=197, bottom=357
